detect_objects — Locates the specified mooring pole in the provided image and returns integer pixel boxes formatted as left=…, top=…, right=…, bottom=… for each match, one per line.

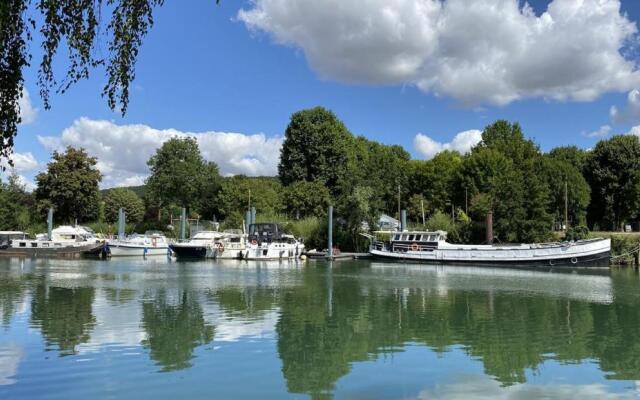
left=180, top=207, right=186, bottom=240
left=250, top=207, right=256, bottom=226
left=118, top=208, right=126, bottom=240
left=327, top=206, right=333, bottom=258
left=564, top=180, right=569, bottom=231
left=245, top=209, right=252, bottom=232
left=47, top=208, right=53, bottom=241
left=421, top=199, right=425, bottom=226
left=486, top=211, right=493, bottom=244
left=400, top=209, right=407, bottom=232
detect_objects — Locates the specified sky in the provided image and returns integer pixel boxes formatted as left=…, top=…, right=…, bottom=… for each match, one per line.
left=9, top=0, right=640, bottom=189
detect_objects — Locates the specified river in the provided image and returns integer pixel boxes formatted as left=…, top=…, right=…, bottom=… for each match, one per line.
left=1, top=258, right=639, bottom=399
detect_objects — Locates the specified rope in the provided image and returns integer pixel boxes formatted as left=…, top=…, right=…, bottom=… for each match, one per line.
left=610, top=245, right=640, bottom=260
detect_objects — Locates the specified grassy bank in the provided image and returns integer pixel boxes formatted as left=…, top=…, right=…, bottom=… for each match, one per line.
left=589, top=232, right=640, bottom=265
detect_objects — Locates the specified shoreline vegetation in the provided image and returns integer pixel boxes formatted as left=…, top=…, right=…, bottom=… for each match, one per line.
left=1, top=107, right=639, bottom=261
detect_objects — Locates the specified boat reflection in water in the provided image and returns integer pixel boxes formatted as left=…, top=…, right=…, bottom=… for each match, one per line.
left=1, top=258, right=639, bottom=399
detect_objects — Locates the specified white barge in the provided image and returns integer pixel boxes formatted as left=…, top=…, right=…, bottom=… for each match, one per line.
left=370, top=231, right=611, bottom=268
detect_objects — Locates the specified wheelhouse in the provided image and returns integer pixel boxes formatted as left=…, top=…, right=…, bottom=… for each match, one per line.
left=389, top=230, right=447, bottom=252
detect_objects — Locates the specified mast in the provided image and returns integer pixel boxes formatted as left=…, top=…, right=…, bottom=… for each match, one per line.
left=564, top=180, right=569, bottom=231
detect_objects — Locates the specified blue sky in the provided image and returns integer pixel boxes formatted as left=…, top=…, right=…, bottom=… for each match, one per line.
left=11, top=0, right=640, bottom=188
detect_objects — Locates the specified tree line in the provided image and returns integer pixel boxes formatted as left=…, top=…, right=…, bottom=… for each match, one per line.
left=1, top=106, right=639, bottom=248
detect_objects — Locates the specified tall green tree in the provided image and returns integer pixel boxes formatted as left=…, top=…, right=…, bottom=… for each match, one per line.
left=34, top=146, right=102, bottom=223
left=282, top=181, right=331, bottom=219
left=216, top=176, right=283, bottom=221
left=0, top=173, right=33, bottom=230
left=548, top=146, right=588, bottom=173
left=103, top=188, right=145, bottom=223
left=409, top=150, right=463, bottom=213
left=146, top=137, right=221, bottom=216
left=278, top=107, right=355, bottom=195
left=541, top=156, right=590, bottom=227
left=585, top=135, right=640, bottom=230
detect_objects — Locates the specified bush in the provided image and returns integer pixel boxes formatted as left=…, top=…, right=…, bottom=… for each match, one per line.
left=565, top=225, right=589, bottom=241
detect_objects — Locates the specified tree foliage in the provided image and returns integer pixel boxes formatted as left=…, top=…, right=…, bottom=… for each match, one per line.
left=278, top=107, right=355, bottom=194
left=216, top=176, right=282, bottom=221
left=282, top=180, right=331, bottom=219
left=35, top=146, right=102, bottom=223
left=146, top=137, right=220, bottom=214
left=585, top=135, right=640, bottom=230
left=103, top=188, right=145, bottom=223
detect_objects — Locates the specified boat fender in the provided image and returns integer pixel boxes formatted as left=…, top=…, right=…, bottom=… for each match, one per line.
left=251, top=239, right=258, bottom=246
left=152, top=237, right=157, bottom=247
left=215, top=242, right=225, bottom=254
left=411, top=243, right=419, bottom=251
left=571, top=257, right=578, bottom=264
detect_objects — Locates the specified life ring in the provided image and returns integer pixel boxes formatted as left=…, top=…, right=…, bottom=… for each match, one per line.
left=152, top=237, right=157, bottom=247
left=251, top=239, right=258, bottom=246
left=571, top=257, right=578, bottom=264
left=215, top=242, right=224, bottom=254
left=411, top=243, right=419, bottom=251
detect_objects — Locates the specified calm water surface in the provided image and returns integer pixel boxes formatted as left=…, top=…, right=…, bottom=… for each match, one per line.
left=1, top=258, right=640, bottom=399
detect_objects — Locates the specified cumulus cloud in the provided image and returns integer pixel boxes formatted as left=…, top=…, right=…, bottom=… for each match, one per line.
left=18, top=89, right=38, bottom=125
left=239, top=0, right=640, bottom=106
left=38, top=118, right=283, bottom=188
left=414, top=129, right=481, bottom=159
left=610, top=89, right=640, bottom=124
left=625, top=126, right=640, bottom=137
left=584, top=125, right=612, bottom=138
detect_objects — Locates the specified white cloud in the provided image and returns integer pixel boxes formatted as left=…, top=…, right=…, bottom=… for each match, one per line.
left=610, top=89, right=640, bottom=124
left=625, top=126, right=640, bottom=137
left=0, top=152, right=39, bottom=173
left=414, top=129, right=481, bottom=159
left=239, top=0, right=640, bottom=106
left=38, top=118, right=283, bottom=188
left=585, top=125, right=612, bottom=138
left=417, top=375, right=635, bottom=400
left=18, top=89, right=38, bottom=125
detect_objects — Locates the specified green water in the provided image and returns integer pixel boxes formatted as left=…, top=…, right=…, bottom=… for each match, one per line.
left=1, top=258, right=640, bottom=399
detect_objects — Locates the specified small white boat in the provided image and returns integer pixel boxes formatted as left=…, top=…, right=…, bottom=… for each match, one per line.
left=213, top=230, right=248, bottom=260
left=107, top=231, right=171, bottom=257
left=0, top=226, right=104, bottom=257
left=243, top=223, right=305, bottom=261
left=370, top=230, right=611, bottom=268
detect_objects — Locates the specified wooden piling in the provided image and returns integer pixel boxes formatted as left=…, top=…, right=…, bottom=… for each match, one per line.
left=486, top=211, right=493, bottom=245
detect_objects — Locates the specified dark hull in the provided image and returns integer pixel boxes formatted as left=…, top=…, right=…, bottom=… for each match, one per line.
left=0, top=242, right=105, bottom=258
left=169, top=244, right=207, bottom=259
left=371, top=251, right=611, bottom=269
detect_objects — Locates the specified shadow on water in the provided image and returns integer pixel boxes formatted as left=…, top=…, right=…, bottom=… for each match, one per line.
left=1, top=258, right=640, bottom=398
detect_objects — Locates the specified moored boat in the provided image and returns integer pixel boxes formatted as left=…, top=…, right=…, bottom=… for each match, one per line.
left=106, top=231, right=171, bottom=257
left=169, top=231, right=221, bottom=259
left=370, top=230, right=611, bottom=268
left=243, top=223, right=305, bottom=261
left=0, top=225, right=104, bottom=258
left=213, top=230, right=248, bottom=260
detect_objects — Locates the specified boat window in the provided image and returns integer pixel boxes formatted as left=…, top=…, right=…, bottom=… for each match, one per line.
left=426, top=235, right=434, bottom=242
left=31, top=242, right=38, bottom=247
left=414, top=235, right=422, bottom=241
left=401, top=235, right=408, bottom=241
left=19, top=242, right=26, bottom=247
left=408, top=234, right=414, bottom=241
left=393, top=234, right=400, bottom=241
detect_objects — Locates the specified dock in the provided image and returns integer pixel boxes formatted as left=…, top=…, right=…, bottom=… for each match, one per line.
left=305, top=251, right=371, bottom=261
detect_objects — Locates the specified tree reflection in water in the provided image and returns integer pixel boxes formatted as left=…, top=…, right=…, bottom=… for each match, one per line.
left=141, top=290, right=214, bottom=372
left=30, top=281, right=96, bottom=356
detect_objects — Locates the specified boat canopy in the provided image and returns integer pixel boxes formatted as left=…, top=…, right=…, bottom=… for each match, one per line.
left=391, top=230, right=448, bottom=242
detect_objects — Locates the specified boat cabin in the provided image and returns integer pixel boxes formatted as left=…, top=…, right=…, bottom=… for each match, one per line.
left=0, top=231, right=26, bottom=248
left=249, top=223, right=290, bottom=243
left=389, top=230, right=447, bottom=252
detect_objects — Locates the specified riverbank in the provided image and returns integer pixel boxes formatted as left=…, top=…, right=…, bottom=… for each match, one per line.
left=590, top=231, right=640, bottom=265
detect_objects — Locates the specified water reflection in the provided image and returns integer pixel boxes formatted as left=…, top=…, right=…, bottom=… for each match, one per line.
left=141, top=290, right=214, bottom=372
left=0, top=259, right=639, bottom=399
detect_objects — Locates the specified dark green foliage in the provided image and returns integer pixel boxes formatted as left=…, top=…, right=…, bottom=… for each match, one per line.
left=35, top=146, right=102, bottom=223
left=278, top=107, right=356, bottom=194
left=585, top=135, right=640, bottom=230
left=103, top=188, right=145, bottom=223
left=216, top=175, right=282, bottom=221
left=409, top=150, right=462, bottom=212
left=0, top=173, right=33, bottom=230
left=282, top=181, right=331, bottom=219
left=336, top=186, right=378, bottom=251
left=541, top=156, right=590, bottom=227
left=566, top=225, right=590, bottom=241
left=548, top=146, right=588, bottom=172
left=146, top=137, right=221, bottom=215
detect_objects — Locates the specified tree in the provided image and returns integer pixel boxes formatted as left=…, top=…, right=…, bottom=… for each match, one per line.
left=146, top=137, right=221, bottom=215
left=0, top=173, right=33, bottom=230
left=541, top=156, right=590, bottom=227
left=282, top=181, right=331, bottom=219
left=278, top=107, right=355, bottom=194
left=548, top=146, right=588, bottom=173
left=34, top=146, right=102, bottom=223
left=585, top=135, right=640, bottom=230
left=409, top=150, right=463, bottom=213
left=477, top=120, right=539, bottom=166
left=216, top=176, right=283, bottom=221
left=103, top=188, right=145, bottom=223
